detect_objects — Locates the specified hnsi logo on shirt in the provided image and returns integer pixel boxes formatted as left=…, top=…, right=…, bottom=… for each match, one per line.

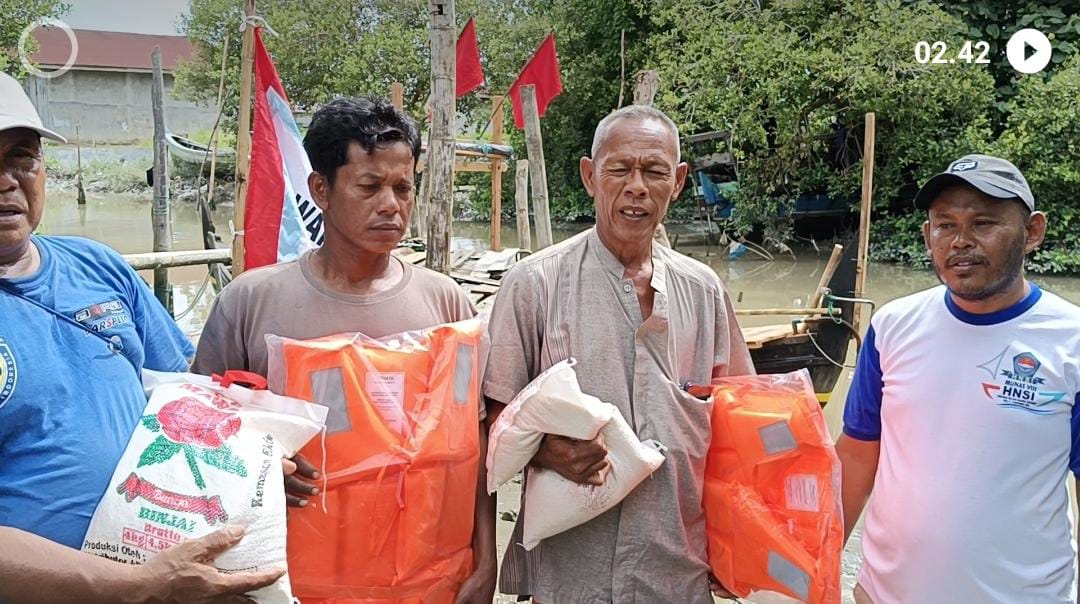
left=978, top=347, right=1066, bottom=414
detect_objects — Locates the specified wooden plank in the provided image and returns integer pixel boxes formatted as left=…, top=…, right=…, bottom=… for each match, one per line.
left=798, top=243, right=844, bottom=333
left=390, top=82, right=404, bottom=109
left=740, top=324, right=800, bottom=350
left=416, top=159, right=508, bottom=173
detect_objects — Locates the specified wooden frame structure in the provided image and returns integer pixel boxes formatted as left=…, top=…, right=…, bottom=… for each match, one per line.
left=396, top=88, right=510, bottom=252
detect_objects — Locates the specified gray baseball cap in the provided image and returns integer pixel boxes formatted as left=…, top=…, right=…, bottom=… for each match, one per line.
left=913, top=154, right=1034, bottom=211
left=0, top=72, right=66, bottom=143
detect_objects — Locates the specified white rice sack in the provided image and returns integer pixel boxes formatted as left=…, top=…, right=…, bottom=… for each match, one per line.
left=521, top=408, right=666, bottom=550
left=486, top=359, right=615, bottom=492
left=81, top=371, right=328, bottom=604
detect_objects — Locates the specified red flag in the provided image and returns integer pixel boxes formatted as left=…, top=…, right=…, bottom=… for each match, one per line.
left=244, top=28, right=323, bottom=271
left=456, top=17, right=484, bottom=97
left=508, top=34, right=563, bottom=129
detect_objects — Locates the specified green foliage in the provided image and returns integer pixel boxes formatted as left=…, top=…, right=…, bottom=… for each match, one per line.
left=176, top=0, right=650, bottom=222
left=920, top=1, right=1080, bottom=119
left=175, top=0, right=1080, bottom=274
left=645, top=0, right=996, bottom=237
left=996, top=53, right=1080, bottom=274
left=0, top=0, right=69, bottom=77
left=868, top=212, right=929, bottom=268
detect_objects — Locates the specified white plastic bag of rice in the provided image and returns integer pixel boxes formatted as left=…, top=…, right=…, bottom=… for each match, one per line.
left=81, top=370, right=328, bottom=604
left=486, top=359, right=667, bottom=549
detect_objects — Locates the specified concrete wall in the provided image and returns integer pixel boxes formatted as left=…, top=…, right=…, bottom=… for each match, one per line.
left=24, top=69, right=218, bottom=144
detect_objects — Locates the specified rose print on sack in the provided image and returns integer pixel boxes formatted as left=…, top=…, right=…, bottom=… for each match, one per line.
left=138, top=396, right=247, bottom=489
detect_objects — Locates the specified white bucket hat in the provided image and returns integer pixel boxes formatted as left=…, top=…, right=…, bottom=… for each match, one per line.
left=0, top=72, right=66, bottom=143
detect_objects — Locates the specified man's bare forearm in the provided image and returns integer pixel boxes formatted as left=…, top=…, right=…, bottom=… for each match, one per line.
left=0, top=526, right=141, bottom=604
left=473, top=422, right=497, bottom=569
left=836, top=434, right=881, bottom=543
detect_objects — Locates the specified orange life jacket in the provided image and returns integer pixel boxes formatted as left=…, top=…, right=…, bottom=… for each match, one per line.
left=690, top=370, right=842, bottom=604
left=277, top=319, right=483, bottom=603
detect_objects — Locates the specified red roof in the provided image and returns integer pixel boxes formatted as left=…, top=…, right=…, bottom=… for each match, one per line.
left=30, top=28, right=194, bottom=72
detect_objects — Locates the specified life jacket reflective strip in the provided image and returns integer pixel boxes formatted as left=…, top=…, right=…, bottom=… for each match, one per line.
left=279, top=319, right=483, bottom=603
left=692, top=370, right=842, bottom=604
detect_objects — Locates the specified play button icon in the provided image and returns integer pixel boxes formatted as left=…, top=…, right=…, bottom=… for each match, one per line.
left=1007, top=28, right=1052, bottom=74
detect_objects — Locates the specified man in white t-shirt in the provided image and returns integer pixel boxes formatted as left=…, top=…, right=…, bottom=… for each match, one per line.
left=838, top=154, right=1080, bottom=603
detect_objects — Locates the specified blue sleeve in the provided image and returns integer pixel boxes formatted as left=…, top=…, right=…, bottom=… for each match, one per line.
left=1071, top=394, right=1080, bottom=475
left=124, top=266, right=195, bottom=371
left=843, top=325, right=883, bottom=441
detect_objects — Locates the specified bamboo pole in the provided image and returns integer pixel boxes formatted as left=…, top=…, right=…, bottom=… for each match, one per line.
left=425, top=0, right=456, bottom=274
left=514, top=159, right=531, bottom=250
left=490, top=95, right=504, bottom=251
left=150, top=46, right=172, bottom=312
left=232, top=0, right=257, bottom=275
left=75, top=124, right=86, bottom=205
left=852, top=112, right=876, bottom=335
left=735, top=308, right=840, bottom=317
left=521, top=85, right=553, bottom=249
left=206, top=29, right=229, bottom=211
left=124, top=249, right=232, bottom=271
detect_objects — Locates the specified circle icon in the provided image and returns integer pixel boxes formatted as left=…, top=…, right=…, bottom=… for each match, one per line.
left=949, top=59, right=955, bottom=63
left=17, top=18, right=78, bottom=79
left=1006, top=28, right=1052, bottom=74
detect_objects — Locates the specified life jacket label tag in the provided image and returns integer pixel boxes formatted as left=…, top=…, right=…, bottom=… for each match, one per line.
left=784, top=474, right=820, bottom=512
left=366, top=372, right=407, bottom=433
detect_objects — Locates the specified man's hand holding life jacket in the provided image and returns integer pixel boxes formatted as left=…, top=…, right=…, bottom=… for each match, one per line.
left=531, top=433, right=610, bottom=486
left=284, top=454, right=321, bottom=507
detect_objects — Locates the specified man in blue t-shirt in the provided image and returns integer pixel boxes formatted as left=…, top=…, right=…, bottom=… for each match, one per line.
left=0, top=73, right=281, bottom=602
left=838, top=154, right=1080, bottom=603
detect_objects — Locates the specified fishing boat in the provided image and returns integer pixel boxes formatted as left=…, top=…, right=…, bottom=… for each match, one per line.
left=165, top=132, right=236, bottom=169
left=739, top=237, right=868, bottom=404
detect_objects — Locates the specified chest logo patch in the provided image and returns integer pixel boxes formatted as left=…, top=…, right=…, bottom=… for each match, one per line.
left=73, top=299, right=131, bottom=333
left=977, top=347, right=1066, bottom=414
left=0, top=337, right=17, bottom=409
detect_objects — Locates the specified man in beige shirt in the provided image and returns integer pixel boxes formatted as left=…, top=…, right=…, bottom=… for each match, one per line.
left=485, top=105, right=754, bottom=603
left=192, top=97, right=495, bottom=604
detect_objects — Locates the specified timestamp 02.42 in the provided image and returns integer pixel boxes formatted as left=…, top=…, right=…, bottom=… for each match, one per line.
left=915, top=41, right=991, bottom=64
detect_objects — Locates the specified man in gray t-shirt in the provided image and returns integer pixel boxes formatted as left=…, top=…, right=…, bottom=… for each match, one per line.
left=192, top=96, right=496, bottom=603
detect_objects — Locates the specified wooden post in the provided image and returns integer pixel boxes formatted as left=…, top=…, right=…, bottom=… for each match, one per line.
left=150, top=47, right=172, bottom=312
left=632, top=71, right=669, bottom=245
left=425, top=0, right=456, bottom=274
left=75, top=124, right=86, bottom=205
left=232, top=0, right=257, bottom=275
left=521, top=85, right=553, bottom=249
left=207, top=29, right=229, bottom=211
left=390, top=82, right=404, bottom=109
left=633, top=70, right=661, bottom=106
left=490, top=95, right=504, bottom=251
left=853, top=112, right=876, bottom=335
left=514, top=159, right=531, bottom=250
